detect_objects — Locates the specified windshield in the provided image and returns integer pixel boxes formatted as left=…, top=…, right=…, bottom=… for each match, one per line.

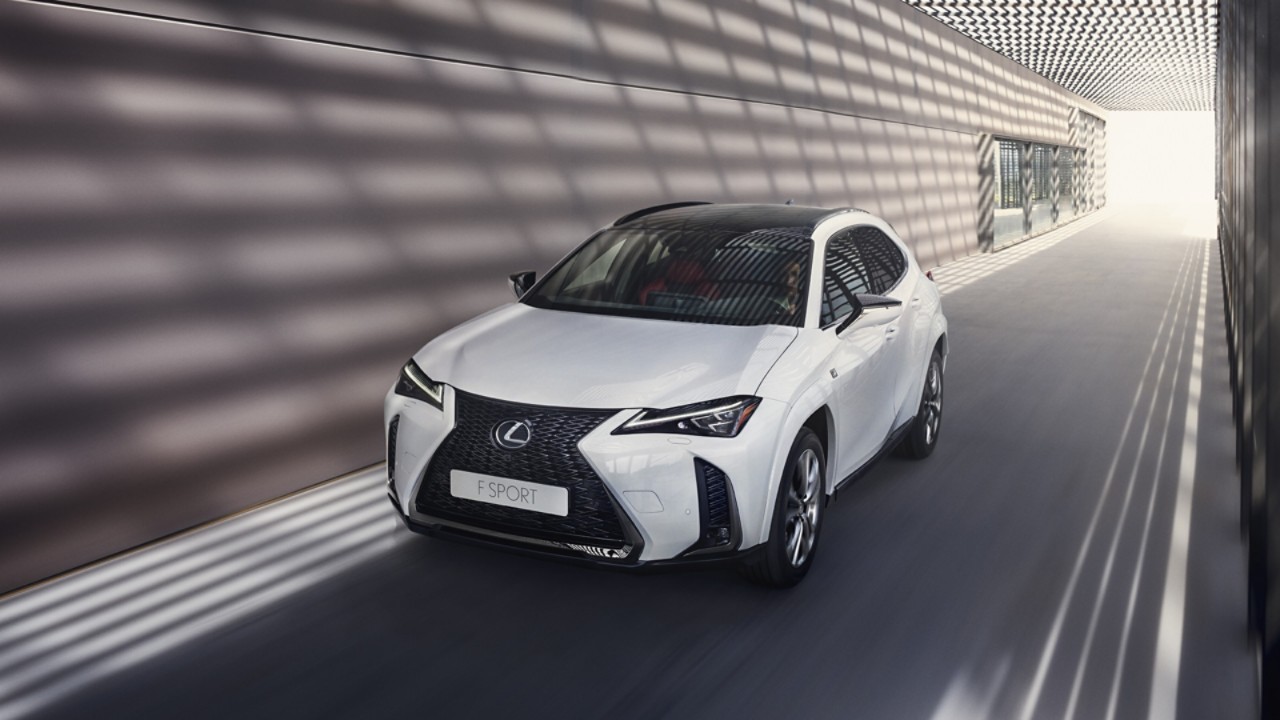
left=524, top=226, right=812, bottom=327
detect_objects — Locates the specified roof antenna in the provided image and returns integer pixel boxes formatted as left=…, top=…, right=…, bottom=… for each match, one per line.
left=784, top=198, right=794, bottom=205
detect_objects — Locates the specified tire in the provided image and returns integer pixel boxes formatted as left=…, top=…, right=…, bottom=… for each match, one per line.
left=901, top=349, right=944, bottom=459
left=742, top=428, right=826, bottom=588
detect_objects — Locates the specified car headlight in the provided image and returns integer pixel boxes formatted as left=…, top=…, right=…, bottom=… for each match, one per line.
left=395, top=359, right=444, bottom=410
left=613, top=396, right=761, bottom=438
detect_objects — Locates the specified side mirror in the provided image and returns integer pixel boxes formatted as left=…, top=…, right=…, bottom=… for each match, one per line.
left=836, top=296, right=864, bottom=334
left=509, top=271, right=536, bottom=299
left=854, top=293, right=903, bottom=310
left=836, top=293, right=902, bottom=333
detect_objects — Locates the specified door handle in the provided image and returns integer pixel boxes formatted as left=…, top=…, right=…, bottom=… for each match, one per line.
left=911, top=296, right=921, bottom=306
left=884, top=325, right=898, bottom=340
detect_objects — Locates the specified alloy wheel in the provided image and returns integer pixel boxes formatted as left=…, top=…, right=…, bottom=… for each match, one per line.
left=785, top=448, right=822, bottom=568
left=922, top=361, right=943, bottom=445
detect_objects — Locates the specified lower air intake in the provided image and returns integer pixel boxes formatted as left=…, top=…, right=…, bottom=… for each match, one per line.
left=693, top=459, right=734, bottom=549
left=387, top=415, right=401, bottom=503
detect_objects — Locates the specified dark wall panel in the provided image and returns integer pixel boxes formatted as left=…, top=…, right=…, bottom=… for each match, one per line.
left=1218, top=0, right=1279, bottom=712
left=0, top=0, right=1104, bottom=592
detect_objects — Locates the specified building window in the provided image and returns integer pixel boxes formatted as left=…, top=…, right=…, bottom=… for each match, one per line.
left=998, top=140, right=1021, bottom=209
left=1033, top=145, right=1053, bottom=200
left=1058, top=149, right=1074, bottom=199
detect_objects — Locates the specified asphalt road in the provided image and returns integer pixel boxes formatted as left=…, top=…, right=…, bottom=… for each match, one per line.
left=0, top=205, right=1253, bottom=719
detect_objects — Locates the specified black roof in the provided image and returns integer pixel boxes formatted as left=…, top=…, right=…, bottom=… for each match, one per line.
left=612, top=203, right=852, bottom=234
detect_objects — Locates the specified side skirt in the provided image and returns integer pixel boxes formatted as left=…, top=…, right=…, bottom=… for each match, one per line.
left=831, top=417, right=915, bottom=497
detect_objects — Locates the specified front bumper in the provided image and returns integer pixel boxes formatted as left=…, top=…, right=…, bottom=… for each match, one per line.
left=388, top=496, right=762, bottom=571
left=385, top=386, right=785, bottom=565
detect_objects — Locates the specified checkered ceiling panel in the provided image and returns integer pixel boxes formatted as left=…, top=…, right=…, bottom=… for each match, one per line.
left=904, top=0, right=1217, bottom=111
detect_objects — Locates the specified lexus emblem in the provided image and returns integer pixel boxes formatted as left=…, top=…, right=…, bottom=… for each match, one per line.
left=493, top=420, right=532, bottom=450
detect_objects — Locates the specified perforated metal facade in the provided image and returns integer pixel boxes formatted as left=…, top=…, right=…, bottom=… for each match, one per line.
left=905, top=0, right=1217, bottom=110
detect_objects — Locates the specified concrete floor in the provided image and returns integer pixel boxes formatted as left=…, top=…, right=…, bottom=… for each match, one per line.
left=0, top=205, right=1253, bottom=719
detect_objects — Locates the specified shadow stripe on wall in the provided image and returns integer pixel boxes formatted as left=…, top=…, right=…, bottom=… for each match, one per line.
left=0, top=0, right=1105, bottom=592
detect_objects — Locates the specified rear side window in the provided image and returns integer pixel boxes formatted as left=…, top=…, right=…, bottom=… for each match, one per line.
left=819, top=226, right=908, bottom=326
left=853, top=226, right=907, bottom=293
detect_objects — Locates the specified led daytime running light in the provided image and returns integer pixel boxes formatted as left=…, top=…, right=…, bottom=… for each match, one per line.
left=615, top=396, right=761, bottom=438
left=397, top=360, right=444, bottom=409
left=624, top=400, right=749, bottom=429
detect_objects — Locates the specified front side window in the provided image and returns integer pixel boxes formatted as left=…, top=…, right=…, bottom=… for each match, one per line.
left=820, top=236, right=866, bottom=327
left=525, top=226, right=812, bottom=327
left=819, top=226, right=908, bottom=326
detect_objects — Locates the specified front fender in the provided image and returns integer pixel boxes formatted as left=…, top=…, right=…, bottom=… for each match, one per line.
left=752, top=381, right=835, bottom=547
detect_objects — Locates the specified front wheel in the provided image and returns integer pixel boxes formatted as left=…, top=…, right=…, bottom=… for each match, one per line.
left=742, top=428, right=825, bottom=588
left=901, top=349, right=944, bottom=459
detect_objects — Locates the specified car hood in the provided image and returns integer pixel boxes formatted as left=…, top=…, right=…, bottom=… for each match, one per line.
left=415, top=304, right=798, bottom=409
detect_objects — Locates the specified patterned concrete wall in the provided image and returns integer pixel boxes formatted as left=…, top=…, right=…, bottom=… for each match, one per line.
left=0, top=0, right=1105, bottom=591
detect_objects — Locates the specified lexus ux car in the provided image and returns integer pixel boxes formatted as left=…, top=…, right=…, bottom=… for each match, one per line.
left=385, top=202, right=948, bottom=586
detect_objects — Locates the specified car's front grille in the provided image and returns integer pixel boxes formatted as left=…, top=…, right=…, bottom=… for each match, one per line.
left=414, top=391, right=627, bottom=548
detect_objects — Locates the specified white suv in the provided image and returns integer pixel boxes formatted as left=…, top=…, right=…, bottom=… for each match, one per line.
left=385, top=202, right=947, bottom=586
